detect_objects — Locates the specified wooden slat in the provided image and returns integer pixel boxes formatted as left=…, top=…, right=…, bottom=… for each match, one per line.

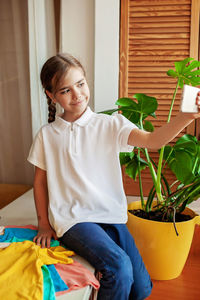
left=129, top=1, right=191, bottom=12
left=130, top=27, right=190, bottom=34
left=129, top=16, right=190, bottom=23
left=128, top=77, right=176, bottom=83
left=132, top=21, right=190, bottom=28
left=130, top=39, right=190, bottom=45
left=130, top=11, right=190, bottom=18
left=128, top=88, right=181, bottom=94
left=130, top=44, right=189, bottom=50
left=128, top=65, right=178, bottom=71
left=128, top=71, right=175, bottom=77
left=127, top=83, right=179, bottom=88
left=129, top=0, right=191, bottom=6
left=129, top=50, right=189, bottom=56
left=129, top=33, right=190, bottom=39
left=129, top=62, right=179, bottom=67
left=129, top=55, right=188, bottom=61
left=129, top=4, right=191, bottom=12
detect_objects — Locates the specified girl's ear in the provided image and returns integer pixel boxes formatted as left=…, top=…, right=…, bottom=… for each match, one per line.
left=46, top=90, right=56, bottom=103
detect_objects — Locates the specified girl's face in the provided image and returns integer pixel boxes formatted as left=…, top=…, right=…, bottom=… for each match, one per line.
left=47, top=67, right=90, bottom=122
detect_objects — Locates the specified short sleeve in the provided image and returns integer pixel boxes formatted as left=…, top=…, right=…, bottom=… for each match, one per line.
left=112, top=114, right=138, bottom=152
left=27, top=129, right=46, bottom=170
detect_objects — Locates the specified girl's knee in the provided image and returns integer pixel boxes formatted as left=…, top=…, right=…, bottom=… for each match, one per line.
left=98, top=254, right=133, bottom=299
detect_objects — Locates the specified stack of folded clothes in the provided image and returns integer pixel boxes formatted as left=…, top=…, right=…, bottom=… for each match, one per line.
left=0, top=226, right=100, bottom=300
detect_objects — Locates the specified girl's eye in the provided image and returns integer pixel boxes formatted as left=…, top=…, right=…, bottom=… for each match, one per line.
left=61, top=89, right=70, bottom=94
left=78, top=82, right=84, bottom=88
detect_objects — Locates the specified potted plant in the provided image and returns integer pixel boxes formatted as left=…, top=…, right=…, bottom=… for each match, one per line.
left=102, top=58, right=200, bottom=280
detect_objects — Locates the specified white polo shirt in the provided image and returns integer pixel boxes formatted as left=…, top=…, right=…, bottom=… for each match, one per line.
left=28, top=107, right=137, bottom=237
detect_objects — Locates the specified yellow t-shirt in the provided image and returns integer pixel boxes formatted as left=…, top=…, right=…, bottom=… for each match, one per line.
left=0, top=240, right=74, bottom=300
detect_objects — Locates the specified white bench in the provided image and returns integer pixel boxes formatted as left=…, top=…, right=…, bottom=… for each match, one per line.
left=0, top=189, right=95, bottom=300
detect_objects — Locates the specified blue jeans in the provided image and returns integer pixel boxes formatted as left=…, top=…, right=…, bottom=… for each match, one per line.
left=60, top=223, right=152, bottom=300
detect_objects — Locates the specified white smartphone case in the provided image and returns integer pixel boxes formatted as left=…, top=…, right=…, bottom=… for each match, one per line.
left=180, top=84, right=199, bottom=113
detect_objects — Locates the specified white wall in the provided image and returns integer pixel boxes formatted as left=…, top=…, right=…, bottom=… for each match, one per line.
left=60, top=0, right=95, bottom=110
left=94, top=0, right=120, bottom=112
left=60, top=0, right=120, bottom=112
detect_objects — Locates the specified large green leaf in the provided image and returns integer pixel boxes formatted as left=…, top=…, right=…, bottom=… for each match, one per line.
left=184, top=61, right=200, bottom=74
left=120, top=108, right=140, bottom=124
left=125, top=160, right=139, bottom=180
left=167, top=58, right=200, bottom=87
left=143, top=120, right=154, bottom=132
left=174, top=141, right=197, bottom=155
left=176, top=134, right=198, bottom=144
left=115, top=97, right=137, bottom=107
left=189, top=70, right=200, bottom=76
left=119, top=152, right=134, bottom=165
left=163, top=134, right=200, bottom=184
left=168, top=151, right=195, bottom=184
left=125, top=156, right=148, bottom=180
left=99, top=108, right=119, bottom=115
left=125, top=158, right=148, bottom=180
left=115, top=94, right=157, bottom=124
left=133, top=94, right=158, bottom=115
left=175, top=134, right=200, bottom=157
left=174, top=58, right=194, bottom=74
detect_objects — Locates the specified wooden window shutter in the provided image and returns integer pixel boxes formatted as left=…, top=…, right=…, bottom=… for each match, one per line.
left=120, top=0, right=200, bottom=196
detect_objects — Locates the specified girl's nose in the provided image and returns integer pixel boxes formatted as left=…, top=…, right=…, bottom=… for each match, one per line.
left=72, top=88, right=81, bottom=100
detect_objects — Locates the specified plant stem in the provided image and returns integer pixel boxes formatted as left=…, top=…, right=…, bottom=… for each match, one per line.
left=179, top=183, right=200, bottom=204
left=156, top=81, right=180, bottom=203
left=139, top=114, right=157, bottom=197
left=162, top=148, right=173, bottom=170
left=167, top=81, right=179, bottom=123
left=137, top=148, right=145, bottom=209
left=192, top=146, right=199, bottom=174
left=156, top=147, right=164, bottom=203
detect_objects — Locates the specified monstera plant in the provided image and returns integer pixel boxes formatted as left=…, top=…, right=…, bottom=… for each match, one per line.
left=101, top=58, right=200, bottom=280
left=103, top=58, right=200, bottom=228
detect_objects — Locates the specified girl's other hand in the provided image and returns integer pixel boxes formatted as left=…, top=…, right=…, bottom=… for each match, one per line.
left=193, top=91, right=200, bottom=119
left=33, top=225, right=57, bottom=248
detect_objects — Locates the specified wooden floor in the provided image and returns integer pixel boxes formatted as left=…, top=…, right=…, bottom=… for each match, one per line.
left=147, top=225, right=200, bottom=300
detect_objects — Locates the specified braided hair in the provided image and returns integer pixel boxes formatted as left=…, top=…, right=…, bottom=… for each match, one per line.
left=40, top=53, right=86, bottom=123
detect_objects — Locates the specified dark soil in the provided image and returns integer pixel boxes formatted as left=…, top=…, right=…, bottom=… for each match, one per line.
left=128, top=209, right=192, bottom=222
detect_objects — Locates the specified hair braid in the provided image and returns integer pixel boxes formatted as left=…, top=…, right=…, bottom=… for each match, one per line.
left=46, top=93, right=56, bottom=123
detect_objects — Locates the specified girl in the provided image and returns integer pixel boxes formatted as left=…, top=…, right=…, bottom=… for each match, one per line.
left=28, top=53, right=200, bottom=300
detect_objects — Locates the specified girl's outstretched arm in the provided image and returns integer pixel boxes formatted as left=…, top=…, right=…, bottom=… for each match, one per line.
left=33, top=167, right=57, bottom=248
left=128, top=92, right=200, bottom=150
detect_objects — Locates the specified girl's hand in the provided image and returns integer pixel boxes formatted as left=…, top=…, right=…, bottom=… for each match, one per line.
left=180, top=91, right=200, bottom=119
left=33, top=225, right=57, bottom=248
left=194, top=91, right=200, bottom=118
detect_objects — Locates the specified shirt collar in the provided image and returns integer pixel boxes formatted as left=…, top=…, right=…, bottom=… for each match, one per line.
left=52, top=107, right=94, bottom=133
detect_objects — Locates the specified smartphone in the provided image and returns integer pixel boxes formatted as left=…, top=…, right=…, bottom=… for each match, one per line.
left=180, top=84, right=200, bottom=113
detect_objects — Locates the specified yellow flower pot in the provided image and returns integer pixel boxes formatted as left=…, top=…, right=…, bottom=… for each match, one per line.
left=127, top=201, right=200, bottom=280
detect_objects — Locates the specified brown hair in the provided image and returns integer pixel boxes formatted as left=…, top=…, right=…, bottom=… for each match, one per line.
left=40, top=53, right=86, bottom=123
